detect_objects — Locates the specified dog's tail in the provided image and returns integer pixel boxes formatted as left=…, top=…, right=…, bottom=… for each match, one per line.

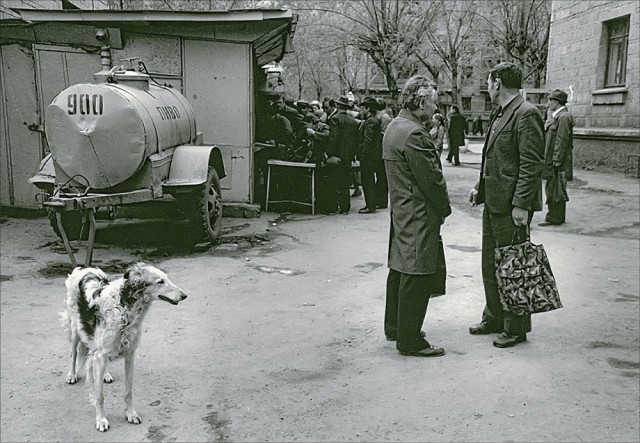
left=61, top=267, right=109, bottom=340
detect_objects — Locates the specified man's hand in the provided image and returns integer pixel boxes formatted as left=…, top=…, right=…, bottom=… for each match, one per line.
left=468, top=188, right=478, bottom=205
left=512, top=207, right=528, bottom=226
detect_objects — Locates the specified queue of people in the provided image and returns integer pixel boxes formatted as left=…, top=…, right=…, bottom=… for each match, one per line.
left=256, top=90, right=395, bottom=214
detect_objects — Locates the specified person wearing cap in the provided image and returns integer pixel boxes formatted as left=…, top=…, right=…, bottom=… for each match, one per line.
left=540, top=89, right=573, bottom=226
left=382, top=75, right=451, bottom=357
left=326, top=95, right=360, bottom=214
left=468, top=62, right=545, bottom=348
left=310, top=100, right=326, bottom=122
left=357, top=97, right=386, bottom=214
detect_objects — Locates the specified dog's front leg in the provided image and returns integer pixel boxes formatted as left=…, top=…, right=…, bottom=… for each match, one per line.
left=92, top=353, right=110, bottom=432
left=124, top=352, right=141, bottom=425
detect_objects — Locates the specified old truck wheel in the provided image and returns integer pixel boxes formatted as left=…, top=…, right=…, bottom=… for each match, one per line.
left=47, top=209, right=88, bottom=241
left=182, top=167, right=222, bottom=243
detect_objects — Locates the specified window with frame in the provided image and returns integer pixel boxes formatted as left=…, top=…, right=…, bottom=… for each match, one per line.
left=604, top=16, right=629, bottom=87
left=483, top=93, right=492, bottom=111
left=461, top=96, right=472, bottom=111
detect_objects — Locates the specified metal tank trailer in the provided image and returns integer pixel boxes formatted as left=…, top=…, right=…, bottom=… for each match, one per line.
left=30, top=61, right=226, bottom=266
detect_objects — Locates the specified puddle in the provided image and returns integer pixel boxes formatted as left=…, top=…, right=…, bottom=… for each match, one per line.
left=0, top=275, right=14, bottom=282
left=355, top=262, right=384, bottom=273
left=447, top=244, right=482, bottom=253
left=269, top=213, right=291, bottom=226
left=37, top=259, right=134, bottom=278
left=586, top=341, right=629, bottom=350
left=146, top=425, right=171, bottom=442
left=202, top=411, right=230, bottom=441
left=607, top=357, right=639, bottom=370
left=609, top=292, right=640, bottom=303
left=254, top=265, right=303, bottom=276
left=37, top=262, right=76, bottom=277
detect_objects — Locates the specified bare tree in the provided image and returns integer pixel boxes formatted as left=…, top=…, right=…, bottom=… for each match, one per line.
left=291, top=0, right=438, bottom=98
left=475, top=0, right=551, bottom=87
left=423, top=0, right=479, bottom=107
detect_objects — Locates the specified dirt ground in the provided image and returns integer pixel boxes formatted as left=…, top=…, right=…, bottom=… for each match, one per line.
left=1, top=162, right=638, bottom=442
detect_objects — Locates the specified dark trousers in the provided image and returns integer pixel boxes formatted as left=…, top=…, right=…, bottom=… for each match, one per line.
left=447, top=144, right=460, bottom=165
left=481, top=209, right=532, bottom=335
left=360, top=158, right=387, bottom=210
left=315, top=166, right=337, bottom=214
left=384, top=269, right=433, bottom=352
left=327, top=163, right=351, bottom=213
left=374, top=159, right=388, bottom=208
left=544, top=180, right=567, bottom=224
left=545, top=200, right=566, bottom=224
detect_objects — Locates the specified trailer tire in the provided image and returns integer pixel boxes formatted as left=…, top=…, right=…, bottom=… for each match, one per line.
left=181, top=166, right=222, bottom=243
left=47, top=209, right=88, bottom=241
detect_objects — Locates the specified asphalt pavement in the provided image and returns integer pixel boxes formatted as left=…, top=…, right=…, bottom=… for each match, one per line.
left=0, top=139, right=638, bottom=442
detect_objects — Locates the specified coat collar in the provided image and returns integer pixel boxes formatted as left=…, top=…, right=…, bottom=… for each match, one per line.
left=397, top=108, right=423, bottom=126
left=486, top=94, right=524, bottom=150
left=545, top=106, right=570, bottom=129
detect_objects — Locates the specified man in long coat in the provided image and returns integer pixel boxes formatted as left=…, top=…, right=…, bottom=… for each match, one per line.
left=383, top=75, right=452, bottom=357
left=327, top=95, right=360, bottom=214
left=446, top=105, right=466, bottom=166
left=468, top=62, right=545, bottom=348
left=540, top=89, right=573, bottom=226
left=357, top=97, right=386, bottom=214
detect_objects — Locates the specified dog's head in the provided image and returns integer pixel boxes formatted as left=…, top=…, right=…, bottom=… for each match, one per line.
left=123, top=262, right=187, bottom=306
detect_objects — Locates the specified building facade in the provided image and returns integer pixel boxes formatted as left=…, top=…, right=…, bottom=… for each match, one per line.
left=547, top=0, right=639, bottom=172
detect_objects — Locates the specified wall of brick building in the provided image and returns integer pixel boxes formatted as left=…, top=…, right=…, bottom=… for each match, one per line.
left=547, top=0, right=639, bottom=171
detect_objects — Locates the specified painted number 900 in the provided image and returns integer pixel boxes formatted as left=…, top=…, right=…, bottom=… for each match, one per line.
left=67, top=94, right=104, bottom=115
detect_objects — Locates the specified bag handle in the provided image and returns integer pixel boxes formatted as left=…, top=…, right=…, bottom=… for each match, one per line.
left=511, top=225, right=530, bottom=245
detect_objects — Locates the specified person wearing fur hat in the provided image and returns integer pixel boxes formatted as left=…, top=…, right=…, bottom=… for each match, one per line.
left=382, top=76, right=451, bottom=357
left=540, top=88, right=573, bottom=226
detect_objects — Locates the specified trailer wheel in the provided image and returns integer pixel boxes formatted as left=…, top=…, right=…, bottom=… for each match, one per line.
left=47, top=209, right=88, bottom=241
left=181, top=166, right=222, bottom=243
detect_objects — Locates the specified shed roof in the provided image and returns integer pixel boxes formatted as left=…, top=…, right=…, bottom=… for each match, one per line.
left=11, top=8, right=293, bottom=23
left=1, top=8, right=296, bottom=65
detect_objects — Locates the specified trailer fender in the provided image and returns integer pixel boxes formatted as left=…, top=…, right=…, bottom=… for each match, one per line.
left=28, top=153, right=56, bottom=192
left=163, top=145, right=226, bottom=191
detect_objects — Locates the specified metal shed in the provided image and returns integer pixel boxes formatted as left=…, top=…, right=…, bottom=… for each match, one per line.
left=0, top=8, right=295, bottom=209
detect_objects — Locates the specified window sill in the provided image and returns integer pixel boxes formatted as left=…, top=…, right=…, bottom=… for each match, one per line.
left=591, top=87, right=628, bottom=105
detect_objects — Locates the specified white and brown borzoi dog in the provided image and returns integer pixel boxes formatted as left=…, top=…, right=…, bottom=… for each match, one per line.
left=62, top=262, right=187, bottom=432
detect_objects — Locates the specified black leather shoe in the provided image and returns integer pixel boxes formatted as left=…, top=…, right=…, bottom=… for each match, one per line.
left=358, top=207, right=376, bottom=214
left=386, top=330, right=426, bottom=341
left=398, top=345, right=445, bottom=357
left=469, top=322, right=499, bottom=335
left=493, top=332, right=527, bottom=348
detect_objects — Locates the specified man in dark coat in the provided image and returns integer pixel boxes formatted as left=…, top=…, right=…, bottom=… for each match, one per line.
left=446, top=105, right=466, bottom=166
left=540, top=89, right=573, bottom=226
left=383, top=75, right=452, bottom=357
left=357, top=97, right=386, bottom=214
left=468, top=62, right=545, bottom=348
left=326, top=95, right=360, bottom=214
